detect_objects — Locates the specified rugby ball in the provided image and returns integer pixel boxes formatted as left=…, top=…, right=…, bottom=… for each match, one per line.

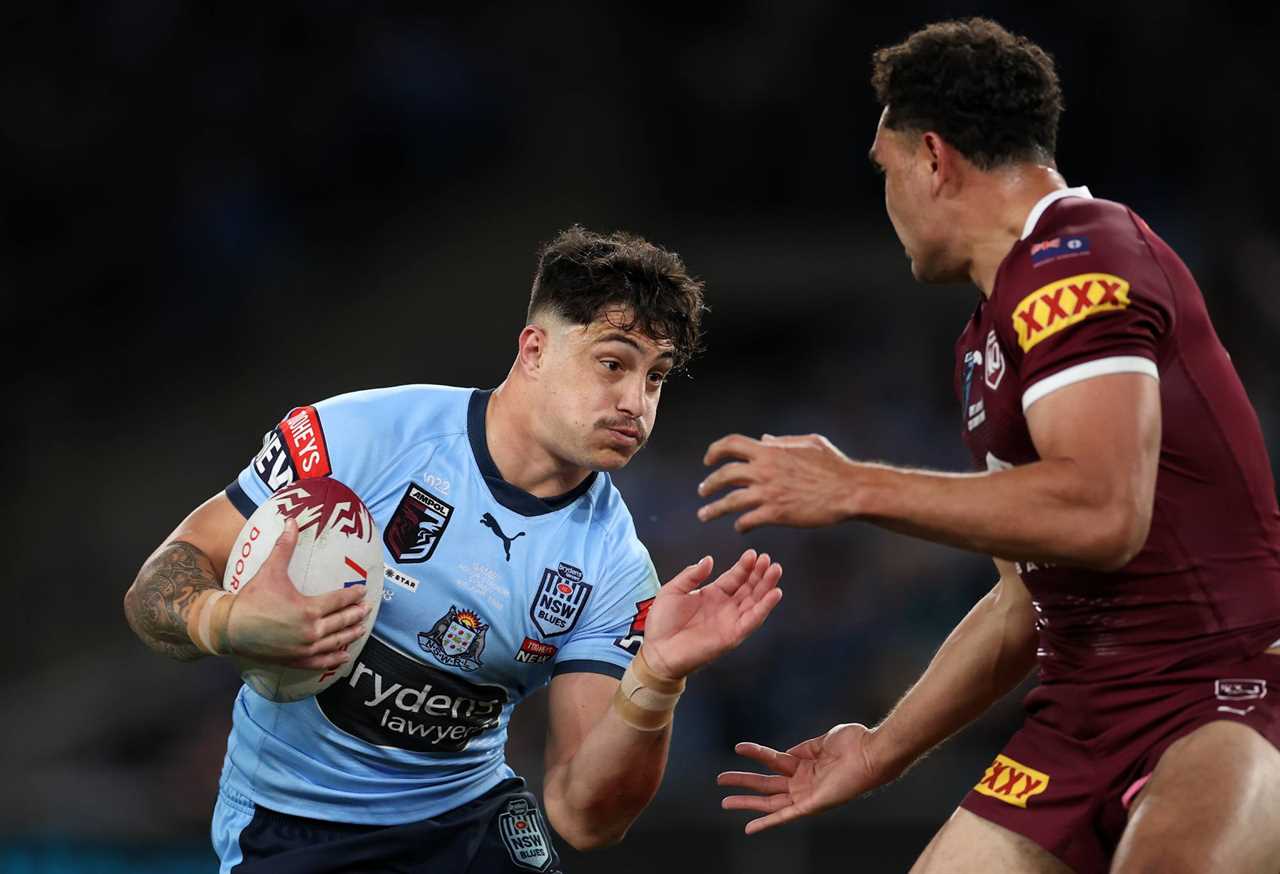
left=222, top=477, right=384, bottom=702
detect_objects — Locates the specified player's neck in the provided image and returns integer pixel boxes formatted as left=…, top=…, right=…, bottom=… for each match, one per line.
left=967, top=164, right=1067, bottom=297
left=485, top=380, right=592, bottom=499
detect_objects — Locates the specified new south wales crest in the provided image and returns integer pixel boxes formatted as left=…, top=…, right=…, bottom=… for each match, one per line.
left=418, top=606, right=488, bottom=671
left=498, top=798, right=554, bottom=871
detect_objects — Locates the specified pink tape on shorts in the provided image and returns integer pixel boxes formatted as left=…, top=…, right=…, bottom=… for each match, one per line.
left=1121, top=774, right=1152, bottom=810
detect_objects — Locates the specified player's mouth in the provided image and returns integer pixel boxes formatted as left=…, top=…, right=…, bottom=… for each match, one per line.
left=602, top=423, right=644, bottom=449
left=607, top=427, right=641, bottom=445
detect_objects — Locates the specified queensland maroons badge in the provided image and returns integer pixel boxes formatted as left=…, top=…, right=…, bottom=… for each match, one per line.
left=384, top=482, right=454, bottom=563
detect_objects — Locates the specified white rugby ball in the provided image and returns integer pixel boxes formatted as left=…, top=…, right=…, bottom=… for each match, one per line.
left=222, top=477, right=384, bottom=702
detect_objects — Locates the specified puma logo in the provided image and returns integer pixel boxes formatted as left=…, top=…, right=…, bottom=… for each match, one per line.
left=480, top=512, right=525, bottom=561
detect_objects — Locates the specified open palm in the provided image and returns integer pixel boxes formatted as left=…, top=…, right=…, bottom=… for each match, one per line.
left=640, top=550, right=783, bottom=681
left=718, top=722, right=889, bottom=834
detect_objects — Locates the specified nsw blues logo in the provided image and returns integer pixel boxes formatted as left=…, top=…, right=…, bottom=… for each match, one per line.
left=418, top=606, right=488, bottom=671
left=498, top=798, right=555, bottom=871
left=529, top=562, right=592, bottom=638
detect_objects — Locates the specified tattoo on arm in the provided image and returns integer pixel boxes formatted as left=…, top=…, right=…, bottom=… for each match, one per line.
left=124, top=541, right=221, bottom=661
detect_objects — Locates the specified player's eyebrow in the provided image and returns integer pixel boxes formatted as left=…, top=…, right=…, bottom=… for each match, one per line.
left=595, top=331, right=675, bottom=361
left=868, top=147, right=884, bottom=174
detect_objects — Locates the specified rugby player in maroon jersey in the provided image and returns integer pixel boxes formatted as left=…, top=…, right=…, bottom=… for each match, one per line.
left=699, top=17, right=1280, bottom=874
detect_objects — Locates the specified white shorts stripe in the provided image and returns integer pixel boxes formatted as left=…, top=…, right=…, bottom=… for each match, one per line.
left=1021, top=356, right=1159, bottom=412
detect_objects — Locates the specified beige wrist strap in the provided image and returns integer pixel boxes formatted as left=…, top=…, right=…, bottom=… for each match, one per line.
left=186, top=590, right=234, bottom=656
left=612, top=648, right=686, bottom=731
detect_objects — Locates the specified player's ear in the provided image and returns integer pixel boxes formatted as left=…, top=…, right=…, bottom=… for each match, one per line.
left=923, top=132, right=959, bottom=198
left=517, top=324, right=548, bottom=377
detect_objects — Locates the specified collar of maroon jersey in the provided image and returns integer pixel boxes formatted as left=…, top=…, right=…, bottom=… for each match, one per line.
left=1020, top=185, right=1093, bottom=241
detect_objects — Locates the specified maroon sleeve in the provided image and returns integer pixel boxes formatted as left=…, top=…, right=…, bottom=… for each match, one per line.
left=993, top=212, right=1173, bottom=405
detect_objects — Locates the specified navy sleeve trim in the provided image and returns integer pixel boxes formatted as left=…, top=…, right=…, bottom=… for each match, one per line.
left=551, top=659, right=626, bottom=680
left=225, top=479, right=258, bottom=519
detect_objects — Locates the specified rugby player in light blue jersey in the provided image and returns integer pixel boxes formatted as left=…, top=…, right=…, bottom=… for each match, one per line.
left=124, top=226, right=784, bottom=873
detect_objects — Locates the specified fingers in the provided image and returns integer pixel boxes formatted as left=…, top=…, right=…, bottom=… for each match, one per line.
left=784, top=735, right=825, bottom=759
left=733, top=507, right=773, bottom=534
left=284, top=647, right=353, bottom=671
left=267, top=518, right=299, bottom=568
left=697, top=461, right=754, bottom=499
left=697, top=486, right=762, bottom=523
left=745, top=805, right=807, bottom=836
left=311, top=583, right=369, bottom=616
left=736, top=585, right=783, bottom=637
left=312, top=600, right=372, bottom=640
left=717, top=771, right=790, bottom=794
left=303, top=619, right=368, bottom=657
left=721, top=794, right=791, bottom=814
left=712, top=550, right=759, bottom=599
left=732, top=553, right=780, bottom=606
left=733, top=742, right=800, bottom=776
left=666, top=556, right=714, bottom=595
left=704, top=434, right=762, bottom=467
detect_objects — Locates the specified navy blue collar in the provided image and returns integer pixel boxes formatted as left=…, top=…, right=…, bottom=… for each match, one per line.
left=467, top=389, right=597, bottom=517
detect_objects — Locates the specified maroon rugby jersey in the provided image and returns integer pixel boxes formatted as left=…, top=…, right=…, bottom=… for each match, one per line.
left=954, top=187, right=1280, bottom=682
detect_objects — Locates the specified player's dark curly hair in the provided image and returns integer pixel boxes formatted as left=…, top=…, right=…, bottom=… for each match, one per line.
left=528, top=225, right=707, bottom=370
left=871, top=18, right=1064, bottom=169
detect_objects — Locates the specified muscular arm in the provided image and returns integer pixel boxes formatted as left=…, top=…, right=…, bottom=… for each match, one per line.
left=123, top=493, right=244, bottom=660
left=542, top=669, right=671, bottom=850
left=702, top=372, right=1161, bottom=570
left=866, top=559, right=1039, bottom=776
left=124, top=491, right=371, bottom=668
left=543, top=550, right=783, bottom=849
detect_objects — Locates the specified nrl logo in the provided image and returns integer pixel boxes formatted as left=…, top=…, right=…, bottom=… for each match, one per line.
left=498, top=798, right=554, bottom=871
left=418, top=606, right=489, bottom=671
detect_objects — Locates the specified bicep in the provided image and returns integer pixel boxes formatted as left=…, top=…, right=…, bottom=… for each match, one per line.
left=544, top=671, right=618, bottom=775
left=152, top=491, right=248, bottom=578
left=1025, top=371, right=1161, bottom=508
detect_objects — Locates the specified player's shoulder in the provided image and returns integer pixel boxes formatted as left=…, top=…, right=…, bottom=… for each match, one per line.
left=312, top=383, right=472, bottom=441
left=583, top=473, right=645, bottom=551
left=995, top=194, right=1154, bottom=318
left=1038, top=195, right=1141, bottom=242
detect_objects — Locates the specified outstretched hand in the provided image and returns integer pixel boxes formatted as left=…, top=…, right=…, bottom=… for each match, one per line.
left=697, top=433, right=861, bottom=533
left=718, top=722, right=896, bottom=835
left=640, top=550, right=783, bottom=681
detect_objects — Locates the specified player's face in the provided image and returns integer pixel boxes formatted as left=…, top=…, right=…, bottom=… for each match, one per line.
left=537, top=308, right=674, bottom=472
left=870, top=108, right=966, bottom=283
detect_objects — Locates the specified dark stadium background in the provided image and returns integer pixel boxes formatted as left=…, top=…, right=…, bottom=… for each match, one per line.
left=7, top=3, right=1279, bottom=872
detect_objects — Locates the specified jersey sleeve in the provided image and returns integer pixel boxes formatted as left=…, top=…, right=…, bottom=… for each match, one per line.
left=551, top=530, right=660, bottom=680
left=226, top=392, right=387, bottom=518
left=996, top=227, right=1173, bottom=412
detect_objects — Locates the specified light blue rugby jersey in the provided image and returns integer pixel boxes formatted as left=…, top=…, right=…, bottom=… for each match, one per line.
left=220, top=385, right=659, bottom=824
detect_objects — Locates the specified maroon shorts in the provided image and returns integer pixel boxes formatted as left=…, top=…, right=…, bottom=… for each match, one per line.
left=959, top=649, right=1280, bottom=873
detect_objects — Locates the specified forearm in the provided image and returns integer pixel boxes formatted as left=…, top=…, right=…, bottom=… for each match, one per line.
left=848, top=459, right=1139, bottom=569
left=123, top=541, right=222, bottom=661
left=866, top=581, right=1038, bottom=777
left=545, top=703, right=672, bottom=848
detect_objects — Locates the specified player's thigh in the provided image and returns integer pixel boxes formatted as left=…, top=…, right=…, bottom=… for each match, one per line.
left=1112, top=720, right=1280, bottom=874
left=910, top=808, right=1075, bottom=874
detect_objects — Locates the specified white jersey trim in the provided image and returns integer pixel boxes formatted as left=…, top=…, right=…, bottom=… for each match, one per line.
left=1022, top=356, right=1159, bottom=412
left=1021, top=185, right=1094, bottom=240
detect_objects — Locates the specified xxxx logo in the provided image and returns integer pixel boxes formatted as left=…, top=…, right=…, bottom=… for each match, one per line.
left=973, top=754, right=1050, bottom=808
left=1012, top=272, right=1131, bottom=352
